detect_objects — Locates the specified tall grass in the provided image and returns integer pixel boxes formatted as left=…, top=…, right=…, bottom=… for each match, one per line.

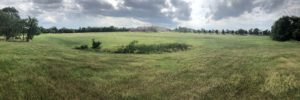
left=0, top=32, right=299, bottom=99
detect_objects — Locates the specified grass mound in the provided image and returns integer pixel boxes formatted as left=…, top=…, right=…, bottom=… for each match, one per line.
left=115, top=40, right=190, bottom=54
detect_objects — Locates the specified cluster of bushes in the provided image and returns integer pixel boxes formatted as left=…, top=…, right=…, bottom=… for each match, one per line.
left=75, top=40, right=190, bottom=54
left=271, top=16, right=300, bottom=41
left=75, top=39, right=102, bottom=50
left=115, top=41, right=189, bottom=54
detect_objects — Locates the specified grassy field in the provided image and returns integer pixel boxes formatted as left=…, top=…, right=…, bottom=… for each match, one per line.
left=0, top=32, right=299, bottom=99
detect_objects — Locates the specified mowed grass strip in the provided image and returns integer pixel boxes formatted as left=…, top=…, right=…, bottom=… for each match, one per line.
left=0, top=32, right=299, bottom=99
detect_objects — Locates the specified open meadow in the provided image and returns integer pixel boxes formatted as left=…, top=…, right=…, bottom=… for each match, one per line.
left=0, top=32, right=300, bottom=99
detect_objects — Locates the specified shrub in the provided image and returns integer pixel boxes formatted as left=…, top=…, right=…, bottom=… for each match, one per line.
left=115, top=40, right=139, bottom=53
left=92, top=39, right=102, bottom=49
left=115, top=40, right=189, bottom=54
left=75, top=45, right=88, bottom=50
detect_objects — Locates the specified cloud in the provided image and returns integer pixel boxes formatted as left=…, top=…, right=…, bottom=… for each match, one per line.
left=209, top=0, right=295, bottom=20
left=32, top=0, right=63, bottom=10
left=75, top=0, right=191, bottom=26
left=211, top=0, right=255, bottom=20
left=0, top=0, right=299, bottom=30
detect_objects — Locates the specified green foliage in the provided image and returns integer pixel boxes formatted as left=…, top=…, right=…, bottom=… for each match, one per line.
left=0, top=7, right=23, bottom=40
left=25, top=17, right=40, bottom=42
left=0, top=7, right=40, bottom=41
left=271, top=16, right=300, bottom=41
left=2, top=7, right=20, bottom=19
left=293, top=29, right=300, bottom=41
left=91, top=39, right=102, bottom=49
left=271, top=16, right=292, bottom=41
left=115, top=40, right=189, bottom=54
left=75, top=44, right=89, bottom=50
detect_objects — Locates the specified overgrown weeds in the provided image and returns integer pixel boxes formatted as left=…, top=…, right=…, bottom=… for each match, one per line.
left=115, top=40, right=190, bottom=54
left=75, top=39, right=102, bottom=50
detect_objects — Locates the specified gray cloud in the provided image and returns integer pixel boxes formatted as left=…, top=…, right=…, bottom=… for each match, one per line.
left=169, top=0, right=191, bottom=20
left=31, top=0, right=63, bottom=10
left=75, top=0, right=191, bottom=26
left=76, top=0, right=113, bottom=13
left=212, top=0, right=255, bottom=20
left=4, top=0, right=191, bottom=27
left=211, top=0, right=294, bottom=20
left=2, top=0, right=299, bottom=29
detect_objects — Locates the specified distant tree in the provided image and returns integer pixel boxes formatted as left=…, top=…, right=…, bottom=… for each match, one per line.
left=262, top=30, right=271, bottom=36
left=208, top=30, right=212, bottom=33
left=231, top=30, right=235, bottom=34
left=58, top=27, right=75, bottom=33
left=248, top=29, right=253, bottom=35
left=49, top=27, right=58, bottom=33
left=221, top=29, right=225, bottom=35
left=215, top=30, right=219, bottom=34
left=253, top=28, right=260, bottom=35
left=237, top=29, right=247, bottom=35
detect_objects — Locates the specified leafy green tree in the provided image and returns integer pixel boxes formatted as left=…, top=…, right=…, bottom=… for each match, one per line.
left=0, top=7, right=23, bottom=40
left=271, top=16, right=293, bottom=41
left=25, top=17, right=40, bottom=42
left=293, top=29, right=300, bottom=41
left=2, top=7, right=20, bottom=19
left=0, top=10, right=10, bottom=37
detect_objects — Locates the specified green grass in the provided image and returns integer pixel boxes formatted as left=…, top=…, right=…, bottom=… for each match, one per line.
left=0, top=32, right=299, bottom=99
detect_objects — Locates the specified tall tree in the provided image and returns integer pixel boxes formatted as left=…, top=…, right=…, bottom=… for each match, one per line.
left=271, top=16, right=293, bottom=41
left=25, top=17, right=40, bottom=42
left=2, top=7, right=20, bottom=19
left=0, top=10, right=10, bottom=37
left=0, top=7, right=22, bottom=40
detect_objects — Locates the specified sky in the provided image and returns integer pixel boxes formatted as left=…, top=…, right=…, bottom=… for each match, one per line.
left=0, top=0, right=300, bottom=30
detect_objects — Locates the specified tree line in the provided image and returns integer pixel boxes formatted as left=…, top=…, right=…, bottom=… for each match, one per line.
left=174, top=27, right=271, bottom=36
left=0, top=7, right=40, bottom=41
left=40, top=26, right=129, bottom=33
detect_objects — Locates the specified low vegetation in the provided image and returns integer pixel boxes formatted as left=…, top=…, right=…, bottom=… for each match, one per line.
left=75, top=39, right=102, bottom=50
left=75, top=44, right=89, bottom=50
left=115, top=40, right=189, bottom=54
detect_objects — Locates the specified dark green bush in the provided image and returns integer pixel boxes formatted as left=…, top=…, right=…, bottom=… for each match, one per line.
left=293, top=29, right=300, bottom=41
left=75, top=45, right=89, bottom=50
left=92, top=39, right=102, bottom=49
left=115, top=40, right=189, bottom=54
